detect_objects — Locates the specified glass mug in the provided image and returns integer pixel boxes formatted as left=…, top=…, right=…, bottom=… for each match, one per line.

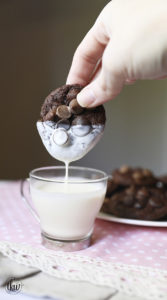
left=21, top=166, right=108, bottom=251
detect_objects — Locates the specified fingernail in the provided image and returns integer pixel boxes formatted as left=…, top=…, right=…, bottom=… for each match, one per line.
left=77, top=88, right=96, bottom=107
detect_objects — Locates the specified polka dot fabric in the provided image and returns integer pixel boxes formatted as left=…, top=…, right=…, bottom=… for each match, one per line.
left=1, top=181, right=167, bottom=270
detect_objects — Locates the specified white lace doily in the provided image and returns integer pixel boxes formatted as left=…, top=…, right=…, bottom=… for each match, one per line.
left=0, top=241, right=167, bottom=300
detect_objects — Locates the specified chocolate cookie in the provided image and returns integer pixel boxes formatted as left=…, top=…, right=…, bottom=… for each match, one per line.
left=112, top=165, right=156, bottom=186
left=102, top=185, right=167, bottom=220
left=106, top=177, right=122, bottom=197
left=37, top=84, right=106, bottom=162
left=40, top=84, right=106, bottom=125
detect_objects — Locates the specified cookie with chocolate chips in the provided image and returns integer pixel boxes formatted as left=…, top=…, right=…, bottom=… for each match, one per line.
left=101, top=165, right=167, bottom=220
left=37, top=84, right=106, bottom=162
left=102, top=185, right=167, bottom=220
left=40, top=84, right=105, bottom=125
left=112, top=165, right=156, bottom=186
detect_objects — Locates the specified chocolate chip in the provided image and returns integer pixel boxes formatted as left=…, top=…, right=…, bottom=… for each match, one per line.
left=71, top=125, right=91, bottom=137
left=156, top=181, right=164, bottom=189
left=57, top=119, right=70, bottom=130
left=136, top=188, right=149, bottom=200
left=120, top=165, right=130, bottom=174
left=71, top=116, right=92, bottom=136
left=132, top=171, right=143, bottom=182
left=72, top=116, right=91, bottom=126
left=134, top=202, right=143, bottom=209
left=123, top=195, right=134, bottom=206
left=56, top=105, right=71, bottom=119
left=69, top=99, right=84, bottom=114
left=125, top=186, right=135, bottom=196
left=148, top=198, right=163, bottom=208
left=52, top=128, right=69, bottom=146
left=142, top=169, right=152, bottom=177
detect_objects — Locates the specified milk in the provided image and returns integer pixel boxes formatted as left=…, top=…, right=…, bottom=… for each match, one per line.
left=65, top=161, right=69, bottom=182
left=30, top=178, right=106, bottom=240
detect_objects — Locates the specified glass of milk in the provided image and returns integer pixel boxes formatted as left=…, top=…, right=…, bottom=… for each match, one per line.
left=21, top=166, right=108, bottom=251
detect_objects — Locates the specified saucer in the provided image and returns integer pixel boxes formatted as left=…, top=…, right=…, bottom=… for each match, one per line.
left=97, top=212, right=167, bottom=227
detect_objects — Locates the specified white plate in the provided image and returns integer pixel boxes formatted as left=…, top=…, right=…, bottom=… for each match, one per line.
left=97, top=212, right=167, bottom=227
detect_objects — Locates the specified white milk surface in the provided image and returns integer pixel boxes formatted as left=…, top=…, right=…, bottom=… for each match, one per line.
left=30, top=178, right=106, bottom=240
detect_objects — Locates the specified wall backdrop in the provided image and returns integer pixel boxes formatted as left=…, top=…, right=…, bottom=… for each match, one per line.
left=1, top=0, right=167, bottom=179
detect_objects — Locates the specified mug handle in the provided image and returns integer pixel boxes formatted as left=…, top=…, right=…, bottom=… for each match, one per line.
left=20, top=179, right=40, bottom=223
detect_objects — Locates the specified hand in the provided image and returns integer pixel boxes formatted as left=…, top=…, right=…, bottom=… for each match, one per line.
left=67, top=0, right=167, bottom=107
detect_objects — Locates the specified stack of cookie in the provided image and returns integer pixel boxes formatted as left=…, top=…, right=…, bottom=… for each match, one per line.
left=102, top=165, right=167, bottom=220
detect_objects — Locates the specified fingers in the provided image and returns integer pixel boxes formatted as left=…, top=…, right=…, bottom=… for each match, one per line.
left=66, top=19, right=109, bottom=86
left=77, top=41, right=125, bottom=107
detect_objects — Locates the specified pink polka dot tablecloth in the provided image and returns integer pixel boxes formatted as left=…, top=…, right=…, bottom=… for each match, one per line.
left=0, top=181, right=167, bottom=271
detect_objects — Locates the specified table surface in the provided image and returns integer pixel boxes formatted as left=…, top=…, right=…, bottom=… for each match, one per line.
left=0, top=180, right=167, bottom=300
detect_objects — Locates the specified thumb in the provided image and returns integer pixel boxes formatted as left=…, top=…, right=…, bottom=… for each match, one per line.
left=77, top=42, right=125, bottom=107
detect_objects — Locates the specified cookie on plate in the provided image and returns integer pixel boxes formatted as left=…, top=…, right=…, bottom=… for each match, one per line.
left=112, top=165, right=156, bottom=186
left=102, top=185, right=167, bottom=220
left=101, top=165, right=167, bottom=220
